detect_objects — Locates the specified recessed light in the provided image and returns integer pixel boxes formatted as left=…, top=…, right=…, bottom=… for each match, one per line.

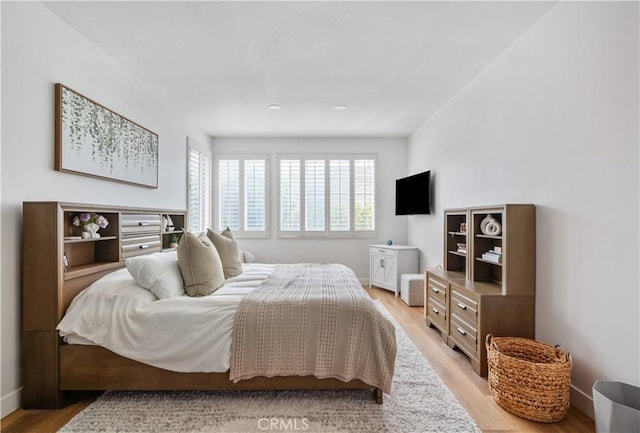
left=268, top=104, right=283, bottom=110
left=333, top=105, right=348, bottom=111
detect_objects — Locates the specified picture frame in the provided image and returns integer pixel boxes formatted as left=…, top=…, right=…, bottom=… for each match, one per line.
left=55, top=83, right=159, bottom=188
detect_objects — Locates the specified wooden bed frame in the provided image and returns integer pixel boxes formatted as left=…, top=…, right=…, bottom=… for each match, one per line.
left=22, top=202, right=382, bottom=409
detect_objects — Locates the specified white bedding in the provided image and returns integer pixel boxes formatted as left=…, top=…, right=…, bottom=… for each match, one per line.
left=56, top=263, right=275, bottom=373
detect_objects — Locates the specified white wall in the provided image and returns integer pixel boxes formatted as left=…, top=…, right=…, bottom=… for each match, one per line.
left=0, top=2, right=210, bottom=416
left=408, top=2, right=638, bottom=417
left=212, top=137, right=408, bottom=280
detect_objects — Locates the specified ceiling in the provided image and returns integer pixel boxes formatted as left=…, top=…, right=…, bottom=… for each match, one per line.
left=45, top=1, right=555, bottom=138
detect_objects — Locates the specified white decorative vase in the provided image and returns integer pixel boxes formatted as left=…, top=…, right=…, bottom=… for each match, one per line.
left=480, top=214, right=502, bottom=236
left=82, top=222, right=100, bottom=239
left=165, top=215, right=174, bottom=232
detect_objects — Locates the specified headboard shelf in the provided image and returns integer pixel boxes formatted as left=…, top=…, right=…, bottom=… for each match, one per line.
left=22, top=201, right=187, bottom=408
left=64, top=261, right=123, bottom=281
left=64, top=236, right=118, bottom=244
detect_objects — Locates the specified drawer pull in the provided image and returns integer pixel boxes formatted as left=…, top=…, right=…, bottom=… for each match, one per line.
left=432, top=287, right=439, bottom=294
left=378, top=249, right=387, bottom=253
left=457, top=302, right=467, bottom=310
left=457, top=327, right=467, bottom=336
left=431, top=307, right=439, bottom=315
left=139, top=244, right=149, bottom=249
left=138, top=222, right=149, bottom=226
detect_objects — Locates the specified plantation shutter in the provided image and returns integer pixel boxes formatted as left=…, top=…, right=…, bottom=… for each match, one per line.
left=218, top=159, right=240, bottom=232
left=329, top=160, right=350, bottom=231
left=304, top=160, right=325, bottom=232
left=214, top=155, right=268, bottom=237
left=201, top=154, right=210, bottom=231
left=244, top=159, right=266, bottom=232
left=188, top=148, right=201, bottom=232
left=279, top=159, right=301, bottom=232
left=188, top=145, right=211, bottom=233
left=354, top=159, right=375, bottom=231
left=278, top=154, right=376, bottom=237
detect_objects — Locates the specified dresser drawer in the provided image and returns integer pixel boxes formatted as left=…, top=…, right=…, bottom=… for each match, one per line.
left=451, top=289, right=478, bottom=326
left=427, top=297, right=447, bottom=331
left=121, top=213, right=161, bottom=235
left=450, top=314, right=478, bottom=357
left=121, top=234, right=162, bottom=258
left=370, top=247, right=396, bottom=258
left=427, top=276, right=447, bottom=305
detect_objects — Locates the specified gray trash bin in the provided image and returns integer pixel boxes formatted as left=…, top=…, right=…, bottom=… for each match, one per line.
left=593, top=380, right=640, bottom=433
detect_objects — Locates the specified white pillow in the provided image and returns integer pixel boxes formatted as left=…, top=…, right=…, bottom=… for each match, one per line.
left=241, top=250, right=256, bottom=263
left=125, top=251, right=185, bottom=299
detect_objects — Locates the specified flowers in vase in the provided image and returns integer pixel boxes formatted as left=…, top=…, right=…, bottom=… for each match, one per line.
left=73, top=213, right=109, bottom=239
left=72, top=212, right=109, bottom=229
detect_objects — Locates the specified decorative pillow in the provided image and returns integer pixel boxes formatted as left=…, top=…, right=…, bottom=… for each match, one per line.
left=241, top=250, right=256, bottom=263
left=207, top=228, right=243, bottom=278
left=176, top=231, right=225, bottom=296
left=221, top=226, right=235, bottom=240
left=125, top=251, right=185, bottom=299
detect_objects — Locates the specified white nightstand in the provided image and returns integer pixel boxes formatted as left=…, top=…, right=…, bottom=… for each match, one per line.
left=369, top=244, right=419, bottom=296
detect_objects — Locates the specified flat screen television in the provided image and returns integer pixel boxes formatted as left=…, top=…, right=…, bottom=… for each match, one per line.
left=395, top=170, right=431, bottom=215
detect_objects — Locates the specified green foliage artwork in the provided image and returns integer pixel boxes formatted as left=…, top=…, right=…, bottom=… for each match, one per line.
left=56, top=84, right=158, bottom=188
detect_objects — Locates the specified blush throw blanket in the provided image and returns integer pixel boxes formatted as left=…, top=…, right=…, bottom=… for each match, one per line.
left=230, top=263, right=397, bottom=393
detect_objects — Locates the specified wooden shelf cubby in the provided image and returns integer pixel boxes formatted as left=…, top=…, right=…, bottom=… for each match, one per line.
left=444, top=208, right=469, bottom=275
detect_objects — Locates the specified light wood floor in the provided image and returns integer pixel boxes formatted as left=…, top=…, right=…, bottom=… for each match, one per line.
left=367, top=287, right=594, bottom=433
left=2, top=286, right=595, bottom=433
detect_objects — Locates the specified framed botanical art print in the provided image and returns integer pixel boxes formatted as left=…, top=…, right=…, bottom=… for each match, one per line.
left=55, top=83, right=159, bottom=188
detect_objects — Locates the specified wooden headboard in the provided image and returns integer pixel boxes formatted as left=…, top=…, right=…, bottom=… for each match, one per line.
left=22, top=201, right=186, bottom=408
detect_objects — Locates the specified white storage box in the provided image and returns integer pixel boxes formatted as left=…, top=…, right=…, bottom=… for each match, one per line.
left=400, top=274, right=424, bottom=306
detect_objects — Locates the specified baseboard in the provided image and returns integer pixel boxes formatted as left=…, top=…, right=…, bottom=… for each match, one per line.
left=570, top=384, right=594, bottom=419
left=1, top=387, right=21, bottom=418
left=359, top=277, right=369, bottom=286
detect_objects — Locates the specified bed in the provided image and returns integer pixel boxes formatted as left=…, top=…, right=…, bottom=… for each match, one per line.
left=53, top=255, right=397, bottom=405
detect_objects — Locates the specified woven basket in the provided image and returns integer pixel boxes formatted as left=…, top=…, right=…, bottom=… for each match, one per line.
left=485, top=335, right=572, bottom=423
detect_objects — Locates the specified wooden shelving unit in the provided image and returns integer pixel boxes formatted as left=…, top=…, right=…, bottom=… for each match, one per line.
left=425, top=204, right=535, bottom=376
left=22, top=202, right=186, bottom=408
left=444, top=208, right=468, bottom=278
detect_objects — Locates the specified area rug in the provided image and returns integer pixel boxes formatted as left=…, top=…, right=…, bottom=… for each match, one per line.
left=59, top=302, right=480, bottom=433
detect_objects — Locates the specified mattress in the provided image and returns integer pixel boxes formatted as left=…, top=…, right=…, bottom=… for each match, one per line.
left=57, top=263, right=275, bottom=373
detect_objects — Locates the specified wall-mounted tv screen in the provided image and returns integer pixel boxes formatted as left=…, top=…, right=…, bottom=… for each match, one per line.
left=395, top=170, right=431, bottom=215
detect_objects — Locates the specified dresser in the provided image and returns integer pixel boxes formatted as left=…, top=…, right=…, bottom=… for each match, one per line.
left=369, top=244, right=419, bottom=296
left=424, top=204, right=535, bottom=376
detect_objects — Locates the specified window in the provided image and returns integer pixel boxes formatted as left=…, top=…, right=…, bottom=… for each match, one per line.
left=278, top=154, right=376, bottom=237
left=214, top=154, right=268, bottom=237
left=187, top=142, right=211, bottom=233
